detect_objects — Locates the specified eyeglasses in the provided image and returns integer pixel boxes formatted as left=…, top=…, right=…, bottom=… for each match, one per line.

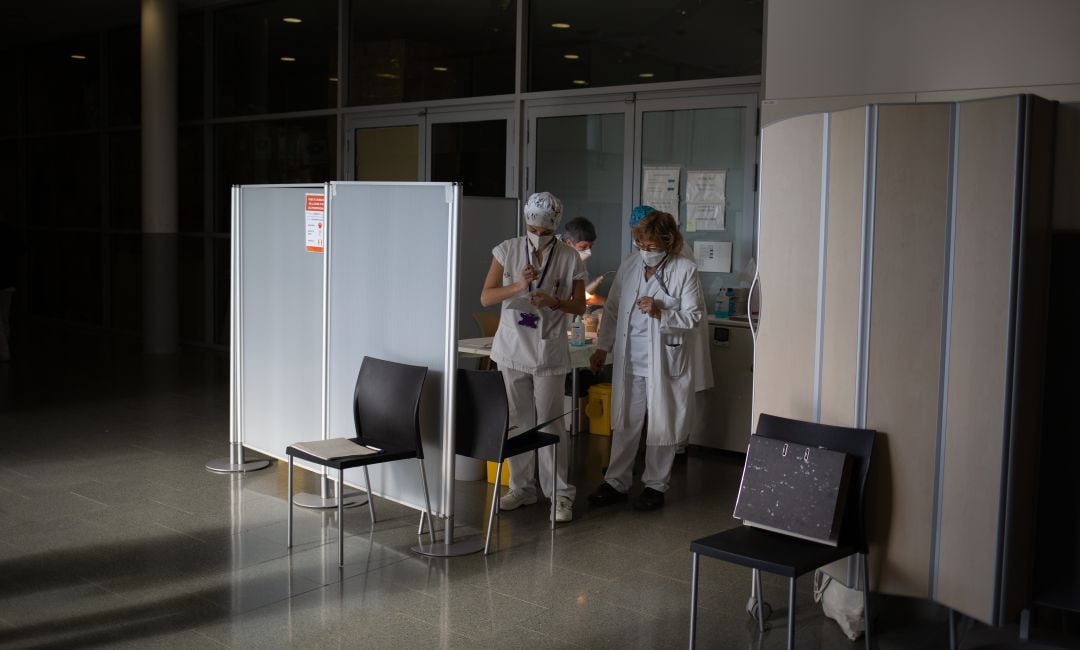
left=634, top=240, right=663, bottom=252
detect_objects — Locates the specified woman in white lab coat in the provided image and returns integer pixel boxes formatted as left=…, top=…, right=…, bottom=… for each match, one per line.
left=481, top=192, right=586, bottom=523
left=587, top=211, right=705, bottom=510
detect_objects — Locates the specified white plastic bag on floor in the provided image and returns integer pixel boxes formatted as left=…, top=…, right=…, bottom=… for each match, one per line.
left=813, top=570, right=865, bottom=641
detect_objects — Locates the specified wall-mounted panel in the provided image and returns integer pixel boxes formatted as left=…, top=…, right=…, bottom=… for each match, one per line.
left=753, top=114, right=825, bottom=428
left=936, top=96, right=1021, bottom=622
left=820, top=107, right=869, bottom=427
left=864, top=104, right=951, bottom=597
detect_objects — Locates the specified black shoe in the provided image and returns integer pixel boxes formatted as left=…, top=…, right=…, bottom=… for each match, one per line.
left=635, top=487, right=665, bottom=511
left=672, top=452, right=688, bottom=466
left=588, top=482, right=628, bottom=507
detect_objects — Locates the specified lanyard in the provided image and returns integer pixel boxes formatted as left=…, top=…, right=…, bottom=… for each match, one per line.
left=525, top=238, right=557, bottom=292
left=643, top=254, right=670, bottom=295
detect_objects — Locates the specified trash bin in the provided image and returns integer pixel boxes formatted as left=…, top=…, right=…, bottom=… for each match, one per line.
left=585, top=383, right=613, bottom=436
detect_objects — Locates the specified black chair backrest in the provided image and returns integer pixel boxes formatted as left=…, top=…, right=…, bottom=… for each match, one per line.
left=455, top=369, right=510, bottom=463
left=755, top=413, right=876, bottom=552
left=352, top=356, right=428, bottom=458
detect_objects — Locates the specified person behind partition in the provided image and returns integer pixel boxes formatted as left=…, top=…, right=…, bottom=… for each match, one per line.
left=480, top=191, right=586, bottom=522
left=586, top=210, right=705, bottom=510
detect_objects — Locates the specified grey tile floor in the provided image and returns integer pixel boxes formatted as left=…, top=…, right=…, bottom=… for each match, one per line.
left=0, top=329, right=1076, bottom=649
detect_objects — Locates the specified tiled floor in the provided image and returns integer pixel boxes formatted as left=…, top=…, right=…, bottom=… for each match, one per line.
left=0, top=330, right=1076, bottom=648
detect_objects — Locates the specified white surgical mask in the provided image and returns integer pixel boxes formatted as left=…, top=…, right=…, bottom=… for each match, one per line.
left=527, top=231, right=553, bottom=250
left=577, top=248, right=592, bottom=262
left=640, top=249, right=666, bottom=267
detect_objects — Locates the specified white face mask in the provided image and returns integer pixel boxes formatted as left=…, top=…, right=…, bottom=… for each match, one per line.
left=577, top=248, right=592, bottom=262
left=527, top=231, right=553, bottom=250
left=640, top=249, right=666, bottom=267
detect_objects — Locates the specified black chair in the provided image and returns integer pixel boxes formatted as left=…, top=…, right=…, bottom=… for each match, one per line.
left=455, top=368, right=563, bottom=555
left=286, top=357, right=434, bottom=566
left=689, top=413, right=876, bottom=650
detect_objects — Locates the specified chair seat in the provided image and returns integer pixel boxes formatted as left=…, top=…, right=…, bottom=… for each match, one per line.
left=690, top=525, right=857, bottom=578
left=501, top=430, right=561, bottom=460
left=287, top=436, right=420, bottom=470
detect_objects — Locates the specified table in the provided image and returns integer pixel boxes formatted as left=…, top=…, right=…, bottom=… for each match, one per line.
left=458, top=334, right=598, bottom=437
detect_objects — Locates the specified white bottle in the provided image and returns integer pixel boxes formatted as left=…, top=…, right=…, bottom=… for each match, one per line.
left=570, top=316, right=586, bottom=347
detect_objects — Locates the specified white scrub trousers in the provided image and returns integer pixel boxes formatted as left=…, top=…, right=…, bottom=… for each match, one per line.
left=502, top=368, right=576, bottom=501
left=605, top=375, right=676, bottom=493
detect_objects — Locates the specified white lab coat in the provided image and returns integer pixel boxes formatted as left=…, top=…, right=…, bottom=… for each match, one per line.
left=679, top=247, right=715, bottom=392
left=597, top=252, right=705, bottom=446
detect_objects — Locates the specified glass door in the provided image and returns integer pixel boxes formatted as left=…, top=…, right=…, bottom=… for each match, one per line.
left=527, top=100, right=634, bottom=291
left=343, top=114, right=425, bottom=181
left=427, top=106, right=514, bottom=197
left=633, top=94, right=758, bottom=307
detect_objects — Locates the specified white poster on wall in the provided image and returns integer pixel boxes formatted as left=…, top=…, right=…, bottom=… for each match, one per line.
left=687, top=169, right=726, bottom=204
left=694, top=240, right=733, bottom=273
left=642, top=165, right=681, bottom=205
left=650, top=200, right=680, bottom=222
left=686, top=202, right=725, bottom=231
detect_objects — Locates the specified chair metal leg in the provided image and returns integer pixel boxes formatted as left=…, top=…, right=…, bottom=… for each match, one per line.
left=287, top=454, right=294, bottom=548
left=485, top=461, right=503, bottom=555
left=363, top=466, right=376, bottom=526
left=550, top=443, right=557, bottom=530
left=689, top=552, right=699, bottom=650
left=753, top=568, right=766, bottom=633
left=862, top=552, right=872, bottom=650
left=417, top=511, right=426, bottom=536
left=417, top=458, right=435, bottom=544
left=949, top=608, right=958, bottom=650
left=787, top=577, right=796, bottom=650
left=337, top=468, right=345, bottom=566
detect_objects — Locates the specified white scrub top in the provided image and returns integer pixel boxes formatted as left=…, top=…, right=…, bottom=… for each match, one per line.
left=627, top=270, right=657, bottom=377
left=489, top=236, right=586, bottom=376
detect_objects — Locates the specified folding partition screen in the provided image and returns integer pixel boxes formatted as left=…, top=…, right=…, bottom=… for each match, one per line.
left=236, top=184, right=327, bottom=474
left=326, top=182, right=461, bottom=517
left=752, top=95, right=1055, bottom=624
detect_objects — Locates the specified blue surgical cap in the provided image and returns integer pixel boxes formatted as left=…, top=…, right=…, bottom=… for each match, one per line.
left=629, top=205, right=655, bottom=227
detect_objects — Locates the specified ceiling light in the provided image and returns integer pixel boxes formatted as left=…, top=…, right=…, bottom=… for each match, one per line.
left=572, top=79, right=588, bottom=85
left=328, top=77, right=338, bottom=82
left=280, top=56, right=296, bottom=62
left=551, top=22, right=571, bottom=29
left=376, top=72, right=399, bottom=80
left=563, top=53, right=579, bottom=60
left=282, top=17, right=302, bottom=23
left=638, top=72, right=655, bottom=78
left=70, top=54, right=87, bottom=60
left=432, top=66, right=449, bottom=72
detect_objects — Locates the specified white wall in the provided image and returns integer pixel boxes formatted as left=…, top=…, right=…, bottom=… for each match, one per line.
left=763, top=0, right=1080, bottom=123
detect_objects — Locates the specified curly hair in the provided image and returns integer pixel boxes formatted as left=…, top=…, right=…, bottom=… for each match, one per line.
left=630, top=210, right=683, bottom=255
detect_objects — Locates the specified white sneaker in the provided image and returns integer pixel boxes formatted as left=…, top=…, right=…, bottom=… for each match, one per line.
left=552, top=496, right=573, bottom=523
left=499, top=489, right=537, bottom=511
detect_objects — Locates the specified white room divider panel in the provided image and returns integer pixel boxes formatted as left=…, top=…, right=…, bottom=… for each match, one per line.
left=236, top=184, right=327, bottom=474
left=326, top=182, right=460, bottom=517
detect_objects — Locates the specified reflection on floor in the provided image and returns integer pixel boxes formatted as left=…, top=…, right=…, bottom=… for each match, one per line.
left=0, top=330, right=1076, bottom=648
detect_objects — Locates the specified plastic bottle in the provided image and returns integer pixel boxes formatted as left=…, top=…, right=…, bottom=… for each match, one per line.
left=570, top=316, right=586, bottom=347
left=715, top=290, right=730, bottom=318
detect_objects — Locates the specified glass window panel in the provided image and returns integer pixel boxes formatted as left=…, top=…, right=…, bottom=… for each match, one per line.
left=178, top=237, right=206, bottom=342
left=535, top=113, right=625, bottom=288
left=25, top=35, right=101, bottom=132
left=27, top=134, right=101, bottom=228
left=641, top=106, right=746, bottom=305
left=214, top=117, right=335, bottom=232
left=108, top=131, right=141, bottom=230
left=348, top=0, right=514, bottom=106
left=107, top=26, right=140, bottom=127
left=529, top=0, right=762, bottom=92
left=213, top=238, right=230, bottom=345
left=29, top=232, right=102, bottom=324
left=354, top=125, right=418, bottom=181
left=214, top=0, right=337, bottom=117
left=430, top=120, right=506, bottom=197
left=0, top=52, right=18, bottom=137
left=0, top=140, right=18, bottom=224
left=179, top=12, right=205, bottom=122
left=108, top=234, right=141, bottom=331
left=179, top=126, right=205, bottom=232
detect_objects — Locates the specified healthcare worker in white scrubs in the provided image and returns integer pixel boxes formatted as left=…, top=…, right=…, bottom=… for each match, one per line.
left=481, top=192, right=586, bottom=522
left=587, top=210, right=705, bottom=510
